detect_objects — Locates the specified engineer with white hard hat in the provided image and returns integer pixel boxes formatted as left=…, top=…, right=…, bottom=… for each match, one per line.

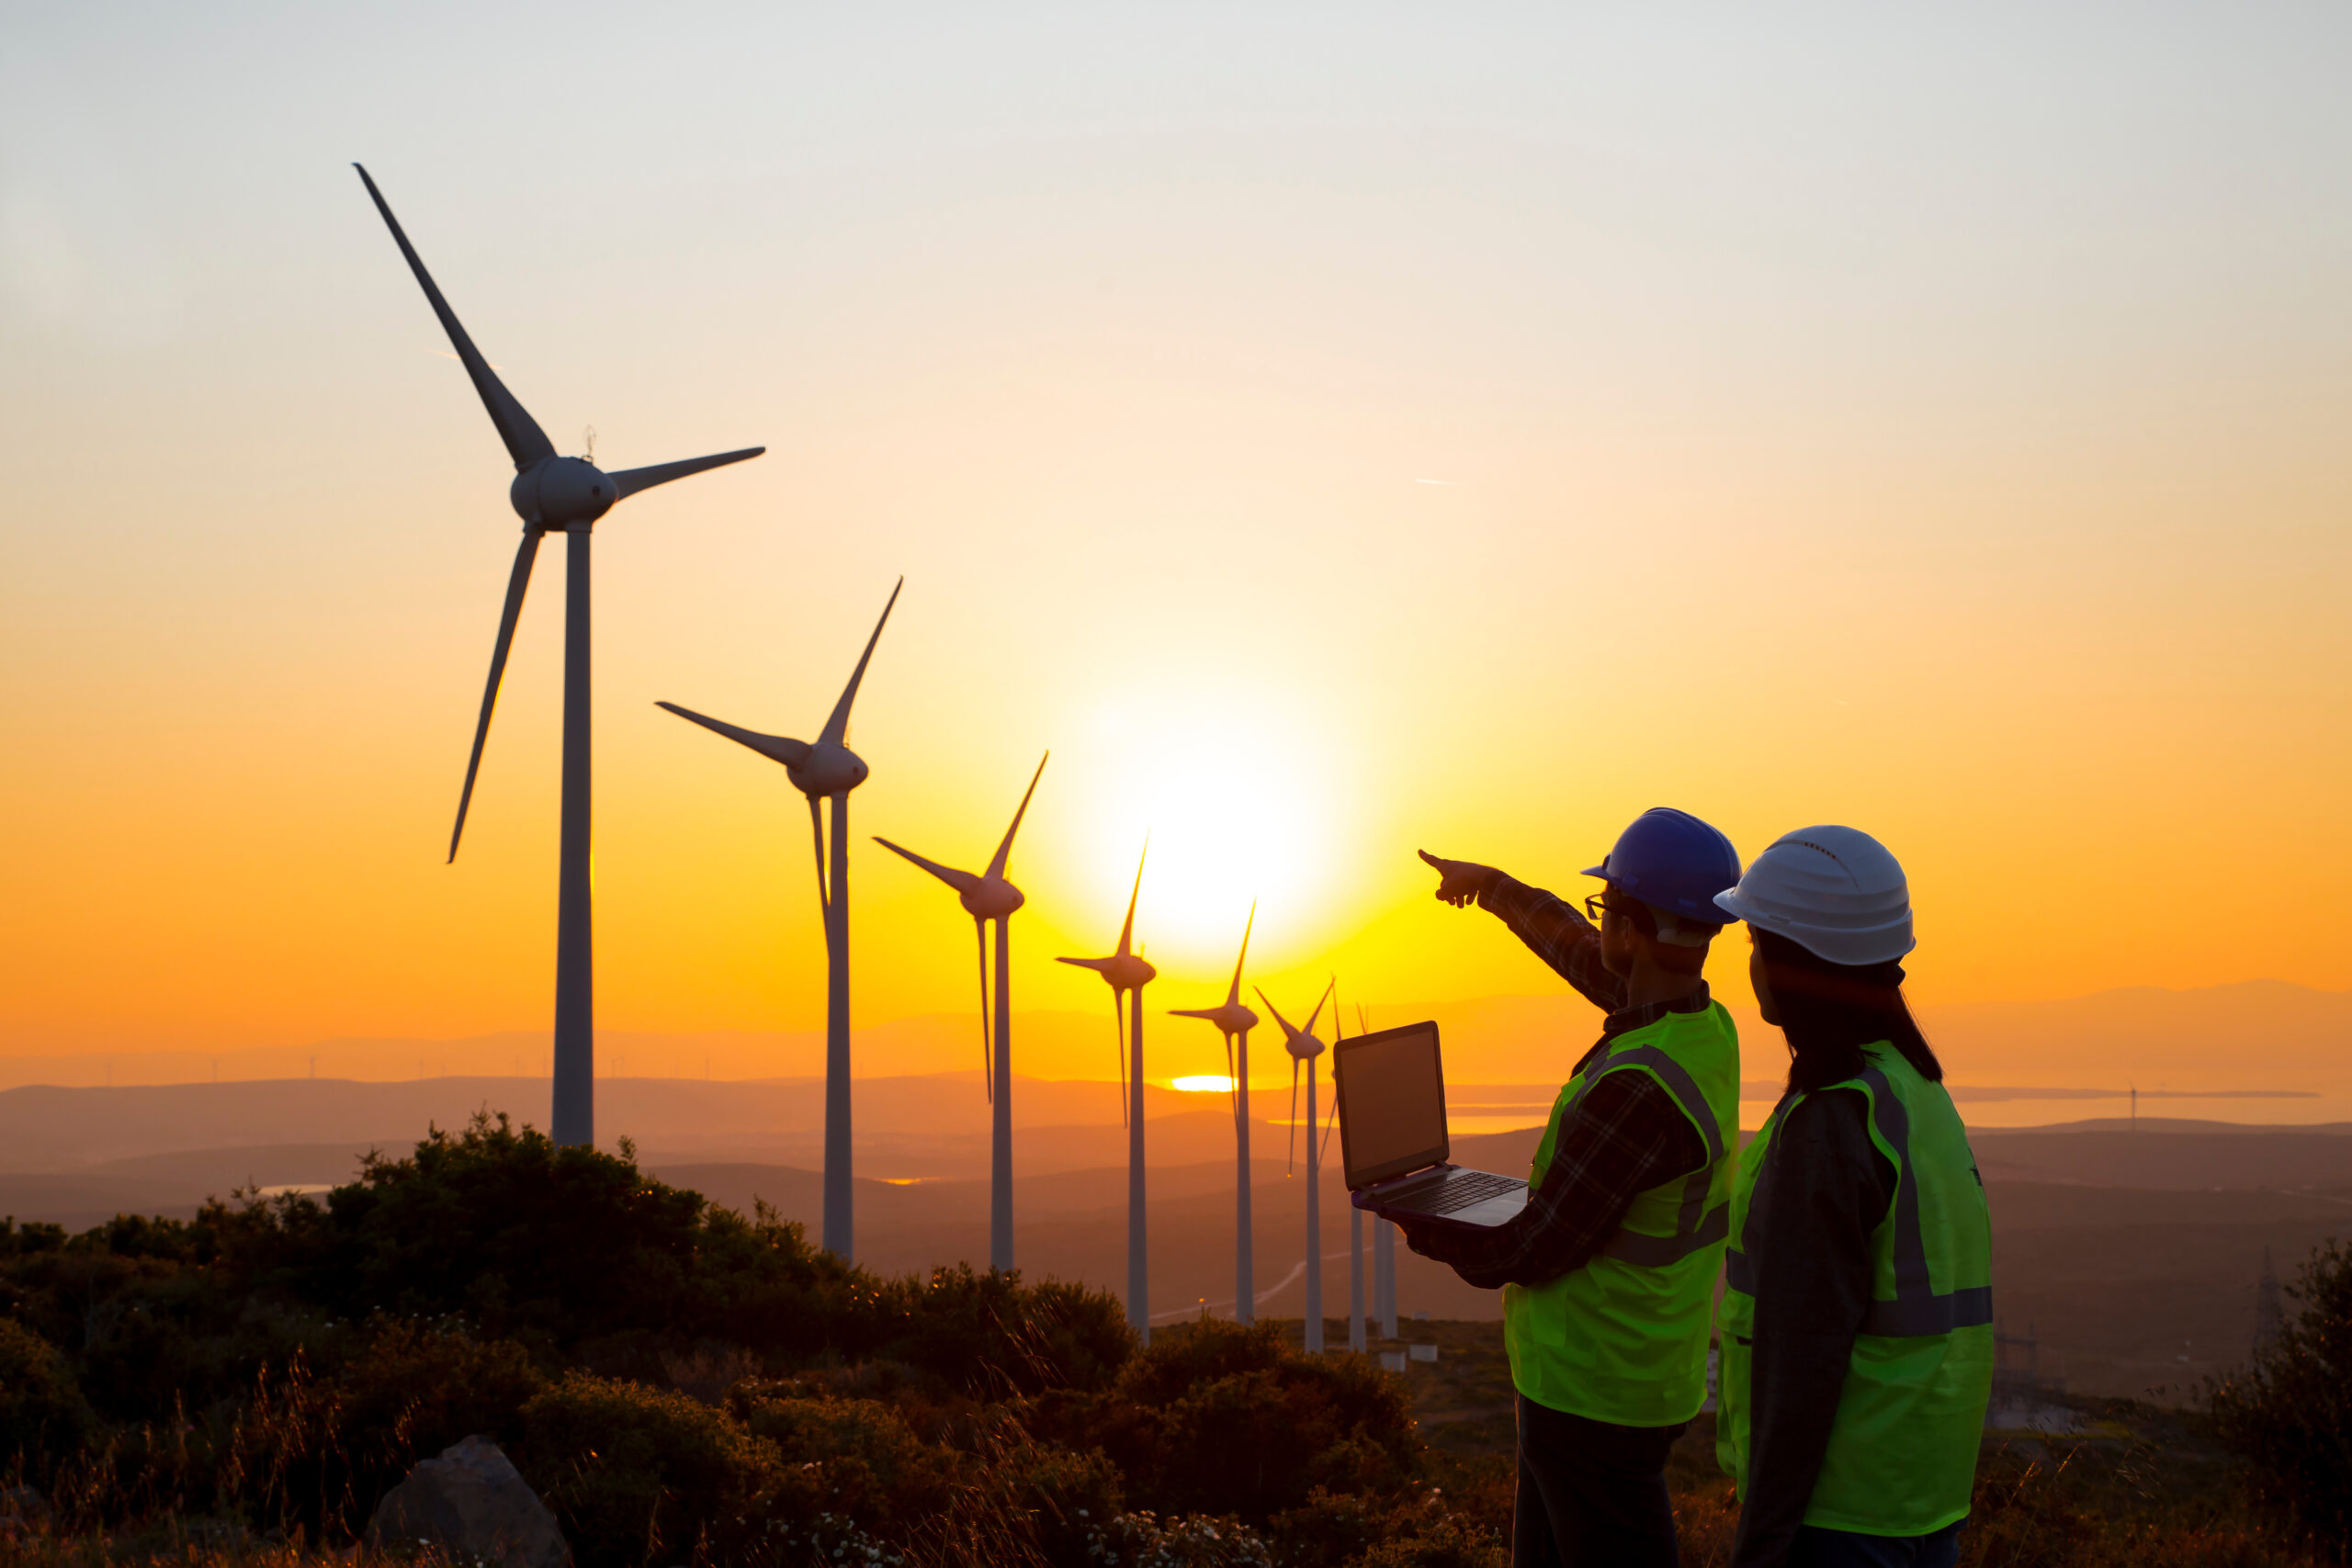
left=1412, top=808, right=1745, bottom=1568
left=1710, top=827, right=1994, bottom=1568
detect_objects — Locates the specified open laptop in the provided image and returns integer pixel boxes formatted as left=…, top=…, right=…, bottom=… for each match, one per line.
left=1336, top=1020, right=1530, bottom=1228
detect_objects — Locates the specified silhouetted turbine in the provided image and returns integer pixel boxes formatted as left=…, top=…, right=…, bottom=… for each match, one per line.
left=1059, top=844, right=1157, bottom=1339
left=1257, top=978, right=1334, bottom=1352
left=874, top=753, right=1047, bottom=1270
left=655, top=578, right=901, bottom=1260
left=355, top=164, right=763, bottom=1149
left=1170, top=904, right=1260, bottom=1323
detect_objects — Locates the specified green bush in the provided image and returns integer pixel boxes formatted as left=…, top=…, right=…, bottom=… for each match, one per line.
left=2208, top=1241, right=2352, bottom=1562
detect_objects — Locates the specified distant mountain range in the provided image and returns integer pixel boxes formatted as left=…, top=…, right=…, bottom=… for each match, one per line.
left=4, top=978, right=2344, bottom=1097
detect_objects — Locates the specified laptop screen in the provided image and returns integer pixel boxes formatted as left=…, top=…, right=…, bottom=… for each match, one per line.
left=1333, top=1020, right=1451, bottom=1190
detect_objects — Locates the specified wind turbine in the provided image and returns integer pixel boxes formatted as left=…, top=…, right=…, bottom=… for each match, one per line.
left=1170, top=905, right=1260, bottom=1323
left=355, top=165, right=763, bottom=1149
left=654, top=578, right=901, bottom=1260
left=1362, top=1005, right=1398, bottom=1339
left=1059, top=845, right=1157, bottom=1340
left=873, top=753, right=1048, bottom=1271
left=1329, top=995, right=1366, bottom=1354
left=1257, top=979, right=1334, bottom=1352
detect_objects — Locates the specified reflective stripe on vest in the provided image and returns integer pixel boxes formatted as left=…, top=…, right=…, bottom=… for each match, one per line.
left=1503, top=1001, right=1741, bottom=1427
left=1723, top=1066, right=1993, bottom=1335
left=1716, top=1047, right=1995, bottom=1539
left=1567, top=1043, right=1732, bottom=1269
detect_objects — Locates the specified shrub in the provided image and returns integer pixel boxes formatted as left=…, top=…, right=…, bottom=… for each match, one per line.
left=1026, top=1318, right=1417, bottom=1524
left=517, top=1372, right=785, bottom=1568
left=2209, top=1241, right=2352, bottom=1561
left=0, top=1317, right=94, bottom=1472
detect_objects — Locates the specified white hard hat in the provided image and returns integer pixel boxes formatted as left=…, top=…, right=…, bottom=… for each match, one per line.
left=1712, top=825, right=1916, bottom=966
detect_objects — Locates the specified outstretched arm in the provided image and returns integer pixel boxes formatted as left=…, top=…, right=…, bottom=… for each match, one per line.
left=1418, top=849, right=1626, bottom=1013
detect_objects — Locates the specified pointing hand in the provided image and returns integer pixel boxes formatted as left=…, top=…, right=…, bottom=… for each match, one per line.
left=1419, top=849, right=1501, bottom=909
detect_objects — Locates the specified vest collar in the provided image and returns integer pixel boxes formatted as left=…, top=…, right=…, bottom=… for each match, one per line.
left=1572, top=983, right=1713, bottom=1076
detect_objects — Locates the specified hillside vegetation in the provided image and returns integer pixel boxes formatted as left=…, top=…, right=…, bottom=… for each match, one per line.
left=0, top=1114, right=2344, bottom=1566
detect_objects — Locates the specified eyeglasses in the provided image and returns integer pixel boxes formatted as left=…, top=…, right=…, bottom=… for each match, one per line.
left=1584, top=894, right=1618, bottom=924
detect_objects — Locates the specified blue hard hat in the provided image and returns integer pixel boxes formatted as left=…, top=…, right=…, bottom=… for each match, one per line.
left=1582, top=807, right=1742, bottom=925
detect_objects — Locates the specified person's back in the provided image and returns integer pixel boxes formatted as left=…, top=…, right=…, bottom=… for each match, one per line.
left=1712, top=827, right=1993, bottom=1568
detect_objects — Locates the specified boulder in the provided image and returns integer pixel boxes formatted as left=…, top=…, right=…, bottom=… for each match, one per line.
left=368, top=1435, right=568, bottom=1568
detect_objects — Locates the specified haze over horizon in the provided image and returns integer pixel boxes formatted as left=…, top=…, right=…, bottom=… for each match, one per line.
left=4, top=6, right=2347, bottom=1093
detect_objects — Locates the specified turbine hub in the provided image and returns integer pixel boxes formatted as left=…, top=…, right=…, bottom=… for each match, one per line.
left=963, top=879, right=1025, bottom=920
left=790, top=742, right=869, bottom=798
left=1285, top=1033, right=1325, bottom=1062
left=510, top=457, right=617, bottom=531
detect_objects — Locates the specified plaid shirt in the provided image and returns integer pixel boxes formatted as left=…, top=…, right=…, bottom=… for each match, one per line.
left=1397, top=874, right=1710, bottom=1290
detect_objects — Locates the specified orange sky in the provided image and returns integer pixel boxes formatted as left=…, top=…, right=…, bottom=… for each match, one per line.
left=2, top=6, right=2348, bottom=1082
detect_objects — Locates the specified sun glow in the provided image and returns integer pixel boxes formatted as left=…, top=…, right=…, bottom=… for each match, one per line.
left=1170, top=1075, right=1237, bottom=1093
left=1063, top=686, right=1345, bottom=971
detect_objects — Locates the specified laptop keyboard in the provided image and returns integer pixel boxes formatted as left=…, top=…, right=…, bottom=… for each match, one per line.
left=1383, top=1169, right=1525, bottom=1217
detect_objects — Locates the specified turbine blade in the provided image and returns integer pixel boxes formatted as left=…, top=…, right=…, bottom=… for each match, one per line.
left=1114, top=990, right=1129, bottom=1128
left=819, top=577, right=903, bottom=749
left=807, top=795, right=831, bottom=917
left=654, top=701, right=812, bottom=768
left=975, top=919, right=993, bottom=1105
left=1288, top=1058, right=1301, bottom=1173
left=985, top=751, right=1050, bottom=881
left=607, top=447, right=766, bottom=501
left=872, top=836, right=981, bottom=894
left=1226, top=901, right=1256, bottom=1007
left=1169, top=1008, right=1224, bottom=1021
left=1115, top=836, right=1148, bottom=958
left=1253, top=987, right=1295, bottom=1038
left=1302, top=976, right=1336, bottom=1037
left=1057, top=955, right=1113, bottom=974
left=448, top=531, right=540, bottom=862
left=353, top=164, right=554, bottom=471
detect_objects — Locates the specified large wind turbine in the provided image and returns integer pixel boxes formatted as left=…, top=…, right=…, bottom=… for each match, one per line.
left=654, top=579, right=901, bottom=1259
left=1059, top=845, right=1157, bottom=1340
left=874, top=754, right=1048, bottom=1271
left=355, top=165, right=763, bottom=1149
left=1257, top=979, right=1334, bottom=1352
left=1170, top=905, right=1259, bottom=1323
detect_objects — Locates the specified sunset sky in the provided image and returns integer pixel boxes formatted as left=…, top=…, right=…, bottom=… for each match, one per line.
left=4, top=5, right=2347, bottom=1085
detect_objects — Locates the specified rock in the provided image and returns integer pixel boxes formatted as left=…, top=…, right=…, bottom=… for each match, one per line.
left=368, top=1435, right=568, bottom=1568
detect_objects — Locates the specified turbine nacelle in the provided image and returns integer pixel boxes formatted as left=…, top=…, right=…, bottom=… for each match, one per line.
left=1171, top=1000, right=1259, bottom=1037
left=511, top=456, right=618, bottom=531
left=1283, top=1031, right=1327, bottom=1063
left=962, top=875, right=1027, bottom=921
left=1060, top=953, right=1158, bottom=992
left=788, top=739, right=870, bottom=799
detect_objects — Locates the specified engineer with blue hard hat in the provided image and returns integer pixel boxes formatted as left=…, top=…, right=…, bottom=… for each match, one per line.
left=1408, top=808, right=1746, bottom=1568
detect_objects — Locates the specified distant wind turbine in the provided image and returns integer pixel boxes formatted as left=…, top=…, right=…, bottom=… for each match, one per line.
left=1362, top=1003, right=1398, bottom=1339
left=655, top=578, right=902, bottom=1259
left=1331, top=995, right=1366, bottom=1353
left=1170, top=904, right=1260, bottom=1323
left=1257, top=978, right=1335, bottom=1352
left=1059, top=844, right=1158, bottom=1340
left=354, top=164, right=763, bottom=1149
left=874, top=753, right=1048, bottom=1271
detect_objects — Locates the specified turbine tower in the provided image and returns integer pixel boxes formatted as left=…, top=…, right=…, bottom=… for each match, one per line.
left=654, top=579, right=901, bottom=1260
left=1170, top=905, right=1259, bottom=1323
left=1331, top=998, right=1366, bottom=1353
left=1059, top=845, right=1157, bottom=1340
left=1257, top=979, right=1334, bottom=1352
left=874, top=753, right=1048, bottom=1270
left=355, top=165, right=763, bottom=1149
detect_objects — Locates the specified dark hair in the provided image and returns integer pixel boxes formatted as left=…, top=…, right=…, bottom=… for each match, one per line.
left=1753, top=928, right=1942, bottom=1093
